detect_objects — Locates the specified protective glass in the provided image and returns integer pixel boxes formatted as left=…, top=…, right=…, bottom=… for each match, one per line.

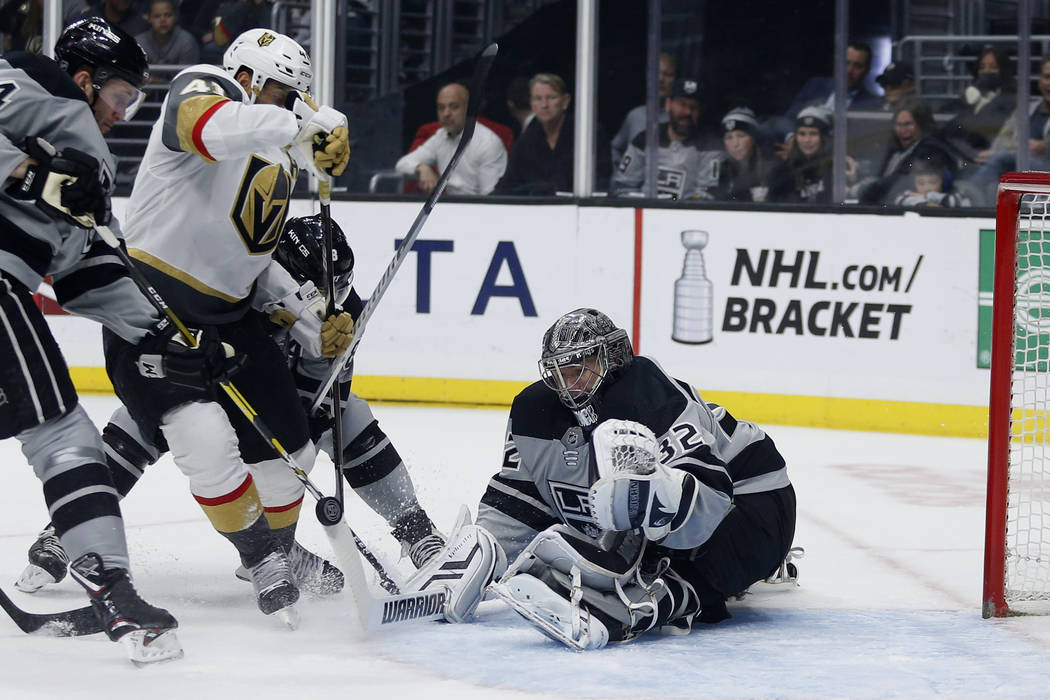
left=97, top=77, right=146, bottom=121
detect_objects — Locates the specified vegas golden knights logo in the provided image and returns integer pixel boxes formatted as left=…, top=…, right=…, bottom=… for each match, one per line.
left=257, top=32, right=276, bottom=47
left=230, top=155, right=291, bottom=255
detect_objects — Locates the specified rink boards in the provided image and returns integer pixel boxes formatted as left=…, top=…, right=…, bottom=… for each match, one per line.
left=51, top=199, right=996, bottom=437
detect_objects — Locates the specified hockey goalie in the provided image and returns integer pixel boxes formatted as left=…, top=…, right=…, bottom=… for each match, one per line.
left=415, top=308, right=799, bottom=650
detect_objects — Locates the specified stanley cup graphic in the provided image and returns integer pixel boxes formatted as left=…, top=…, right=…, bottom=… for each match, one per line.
left=672, top=230, right=714, bottom=344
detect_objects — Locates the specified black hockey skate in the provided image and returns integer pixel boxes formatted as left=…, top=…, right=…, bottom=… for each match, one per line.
left=15, top=524, right=68, bottom=593
left=393, top=508, right=446, bottom=568
left=248, top=550, right=300, bottom=627
left=235, top=541, right=343, bottom=596
left=68, top=553, right=182, bottom=665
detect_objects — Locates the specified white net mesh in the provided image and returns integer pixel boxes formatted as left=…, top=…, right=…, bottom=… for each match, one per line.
left=593, top=420, right=659, bottom=477
left=1006, top=192, right=1050, bottom=606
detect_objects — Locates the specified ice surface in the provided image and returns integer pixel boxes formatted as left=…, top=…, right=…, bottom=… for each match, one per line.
left=1, top=396, right=1048, bottom=700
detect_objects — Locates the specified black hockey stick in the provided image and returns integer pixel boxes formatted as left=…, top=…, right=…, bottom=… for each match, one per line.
left=0, top=586, right=101, bottom=636
left=318, top=180, right=346, bottom=511
left=309, top=42, right=499, bottom=414
left=88, top=223, right=403, bottom=597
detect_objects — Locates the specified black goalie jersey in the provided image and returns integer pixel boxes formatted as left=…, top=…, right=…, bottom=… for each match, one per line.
left=476, top=356, right=790, bottom=562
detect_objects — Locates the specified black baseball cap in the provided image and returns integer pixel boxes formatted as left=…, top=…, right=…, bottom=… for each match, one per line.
left=876, top=62, right=915, bottom=87
left=670, top=77, right=701, bottom=101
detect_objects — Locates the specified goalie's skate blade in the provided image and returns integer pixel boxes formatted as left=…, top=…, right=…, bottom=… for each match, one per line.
left=121, top=629, right=184, bottom=666
left=14, top=564, right=58, bottom=594
left=274, top=605, right=300, bottom=630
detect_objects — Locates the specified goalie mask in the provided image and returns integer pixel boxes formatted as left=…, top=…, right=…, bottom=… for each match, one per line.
left=539, top=308, right=633, bottom=411
left=222, top=28, right=312, bottom=103
left=276, top=215, right=354, bottom=305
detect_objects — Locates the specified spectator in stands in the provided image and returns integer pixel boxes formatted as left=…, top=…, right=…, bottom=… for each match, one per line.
left=771, top=42, right=881, bottom=159
left=135, top=0, right=199, bottom=66
left=850, top=97, right=957, bottom=204
left=202, top=0, right=271, bottom=62
left=769, top=106, right=856, bottom=204
left=710, top=107, right=776, bottom=202
left=876, top=62, right=918, bottom=112
left=0, top=0, right=42, bottom=52
left=968, top=55, right=1050, bottom=206
left=893, top=155, right=972, bottom=208
left=505, top=76, right=534, bottom=138
left=395, top=82, right=507, bottom=195
left=67, top=0, right=149, bottom=36
left=609, top=52, right=676, bottom=165
left=611, top=77, right=722, bottom=199
left=407, top=91, right=514, bottom=155
left=494, top=73, right=609, bottom=196
left=781, top=42, right=881, bottom=124
left=942, top=46, right=1016, bottom=171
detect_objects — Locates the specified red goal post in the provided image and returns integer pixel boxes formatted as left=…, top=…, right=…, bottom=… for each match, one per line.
left=984, top=171, right=1050, bottom=618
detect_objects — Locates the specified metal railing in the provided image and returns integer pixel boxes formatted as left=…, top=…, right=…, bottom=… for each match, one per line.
left=896, top=34, right=1050, bottom=108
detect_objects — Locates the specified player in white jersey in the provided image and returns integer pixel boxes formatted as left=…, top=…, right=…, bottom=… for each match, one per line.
left=0, top=17, right=182, bottom=664
left=101, top=28, right=355, bottom=622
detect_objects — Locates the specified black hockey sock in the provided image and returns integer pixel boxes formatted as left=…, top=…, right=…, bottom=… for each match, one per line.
left=219, top=516, right=282, bottom=569
left=390, top=506, right=437, bottom=546
left=270, top=523, right=296, bottom=553
left=102, top=421, right=159, bottom=498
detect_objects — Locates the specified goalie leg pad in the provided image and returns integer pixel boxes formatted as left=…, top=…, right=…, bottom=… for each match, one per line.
left=491, top=573, right=610, bottom=651
left=403, top=505, right=501, bottom=623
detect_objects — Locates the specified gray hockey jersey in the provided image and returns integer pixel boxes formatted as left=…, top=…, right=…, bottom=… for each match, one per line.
left=477, top=356, right=790, bottom=562
left=611, top=130, right=724, bottom=200
left=0, top=52, right=157, bottom=342
left=123, top=64, right=303, bottom=325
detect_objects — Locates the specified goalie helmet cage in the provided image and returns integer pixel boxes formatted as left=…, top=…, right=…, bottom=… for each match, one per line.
left=984, top=171, right=1050, bottom=618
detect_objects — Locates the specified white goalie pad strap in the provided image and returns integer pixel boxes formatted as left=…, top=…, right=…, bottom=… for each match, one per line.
left=404, top=505, right=501, bottom=623
left=500, top=525, right=645, bottom=594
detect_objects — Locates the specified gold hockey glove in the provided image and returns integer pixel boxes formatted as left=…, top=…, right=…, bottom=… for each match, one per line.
left=313, top=126, right=350, bottom=177
left=321, top=312, right=354, bottom=358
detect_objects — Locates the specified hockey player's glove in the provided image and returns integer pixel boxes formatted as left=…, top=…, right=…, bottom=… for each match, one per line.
left=135, top=326, right=245, bottom=394
left=320, top=312, right=354, bottom=358
left=6, top=137, right=111, bottom=228
left=588, top=419, right=690, bottom=540
left=287, top=92, right=350, bottom=179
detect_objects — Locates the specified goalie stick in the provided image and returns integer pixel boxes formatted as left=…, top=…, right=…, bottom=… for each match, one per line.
left=0, top=585, right=102, bottom=636
left=309, top=42, right=499, bottom=414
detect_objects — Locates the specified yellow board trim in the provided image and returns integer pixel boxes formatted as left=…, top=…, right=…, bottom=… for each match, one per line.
left=70, top=367, right=989, bottom=438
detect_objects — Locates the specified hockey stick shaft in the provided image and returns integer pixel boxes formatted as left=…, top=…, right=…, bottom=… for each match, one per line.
left=318, top=180, right=346, bottom=509
left=309, top=42, right=499, bottom=413
left=93, top=224, right=400, bottom=593
left=0, top=586, right=102, bottom=636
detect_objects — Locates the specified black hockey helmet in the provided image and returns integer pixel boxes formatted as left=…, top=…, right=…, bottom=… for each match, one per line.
left=276, top=215, right=354, bottom=303
left=56, top=17, right=149, bottom=88
left=55, top=18, right=148, bottom=119
left=538, top=308, right=633, bottom=411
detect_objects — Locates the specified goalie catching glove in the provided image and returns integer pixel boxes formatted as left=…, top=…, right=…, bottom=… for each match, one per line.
left=5, top=137, right=111, bottom=228
left=135, top=324, right=244, bottom=394
left=286, top=91, right=350, bottom=179
left=588, top=419, right=690, bottom=540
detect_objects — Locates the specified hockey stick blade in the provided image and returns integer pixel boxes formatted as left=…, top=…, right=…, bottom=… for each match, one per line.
left=309, top=42, right=499, bottom=413
left=0, top=586, right=102, bottom=636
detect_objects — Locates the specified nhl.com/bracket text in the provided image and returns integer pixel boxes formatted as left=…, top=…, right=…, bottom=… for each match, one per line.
left=721, top=249, right=921, bottom=339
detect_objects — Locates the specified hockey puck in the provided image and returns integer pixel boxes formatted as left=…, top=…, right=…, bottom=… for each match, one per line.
left=315, top=496, right=343, bottom=525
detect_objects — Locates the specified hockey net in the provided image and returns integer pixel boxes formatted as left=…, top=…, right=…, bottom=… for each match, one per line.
left=984, top=172, right=1050, bottom=617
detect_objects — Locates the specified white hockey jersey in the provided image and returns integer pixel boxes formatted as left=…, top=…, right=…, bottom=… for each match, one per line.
left=123, top=64, right=303, bottom=324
